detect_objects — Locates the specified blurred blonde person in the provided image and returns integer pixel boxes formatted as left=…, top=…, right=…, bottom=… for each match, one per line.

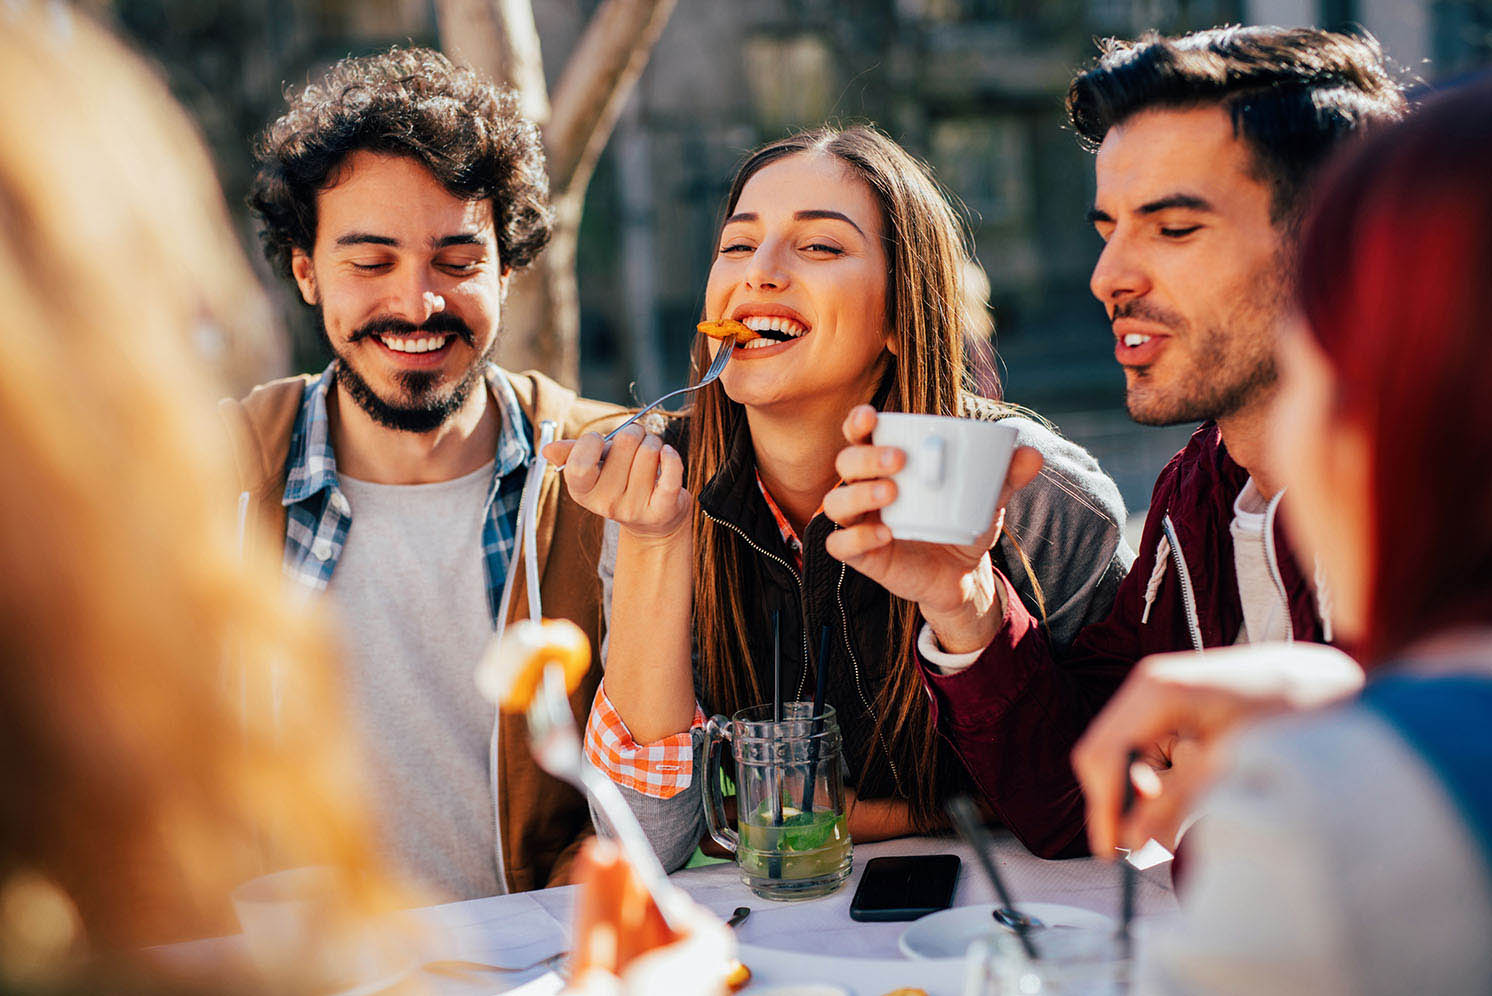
left=0, top=4, right=398, bottom=989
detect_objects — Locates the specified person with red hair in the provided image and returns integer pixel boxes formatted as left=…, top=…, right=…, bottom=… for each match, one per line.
left=1072, top=76, right=1492, bottom=994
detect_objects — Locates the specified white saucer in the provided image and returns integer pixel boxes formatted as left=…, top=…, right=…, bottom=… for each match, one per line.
left=898, top=903, right=1115, bottom=960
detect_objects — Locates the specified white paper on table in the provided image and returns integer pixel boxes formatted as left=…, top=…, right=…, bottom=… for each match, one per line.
left=415, top=892, right=569, bottom=970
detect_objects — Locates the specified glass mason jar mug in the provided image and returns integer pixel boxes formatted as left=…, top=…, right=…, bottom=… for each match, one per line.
left=702, top=702, right=853, bottom=901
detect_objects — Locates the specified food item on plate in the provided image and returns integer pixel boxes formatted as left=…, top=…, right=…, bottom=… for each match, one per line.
left=475, top=617, right=591, bottom=712
left=878, top=989, right=929, bottom=996
left=696, top=318, right=759, bottom=344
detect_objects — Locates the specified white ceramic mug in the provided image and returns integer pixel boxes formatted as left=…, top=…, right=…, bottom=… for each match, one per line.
left=871, top=413, right=1018, bottom=546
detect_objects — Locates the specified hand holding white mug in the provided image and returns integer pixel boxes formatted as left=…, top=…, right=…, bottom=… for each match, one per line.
left=822, top=405, right=1043, bottom=654
left=544, top=424, right=691, bottom=545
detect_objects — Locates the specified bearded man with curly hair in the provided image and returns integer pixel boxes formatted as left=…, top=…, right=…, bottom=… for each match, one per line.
left=222, top=48, right=621, bottom=900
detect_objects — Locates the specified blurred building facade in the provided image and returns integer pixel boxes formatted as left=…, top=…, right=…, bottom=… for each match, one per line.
left=106, top=0, right=1491, bottom=511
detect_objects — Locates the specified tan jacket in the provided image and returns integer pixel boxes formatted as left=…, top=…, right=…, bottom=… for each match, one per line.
left=218, top=368, right=622, bottom=892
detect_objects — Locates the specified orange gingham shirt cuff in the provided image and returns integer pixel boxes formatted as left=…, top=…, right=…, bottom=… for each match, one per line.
left=583, top=683, right=704, bottom=799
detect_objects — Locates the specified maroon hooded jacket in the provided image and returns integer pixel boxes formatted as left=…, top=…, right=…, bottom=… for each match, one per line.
left=920, top=422, right=1333, bottom=858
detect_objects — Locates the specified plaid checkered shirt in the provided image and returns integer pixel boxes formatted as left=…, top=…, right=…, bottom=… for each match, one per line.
left=582, top=473, right=799, bottom=798
left=281, top=361, right=531, bottom=622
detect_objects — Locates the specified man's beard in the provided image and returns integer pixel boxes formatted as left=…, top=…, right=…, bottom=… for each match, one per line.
left=1117, top=261, right=1285, bottom=428
left=315, top=308, right=494, bottom=434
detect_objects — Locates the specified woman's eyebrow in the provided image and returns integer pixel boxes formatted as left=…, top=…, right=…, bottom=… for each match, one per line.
left=722, top=210, right=866, bottom=237
left=793, top=209, right=865, bottom=236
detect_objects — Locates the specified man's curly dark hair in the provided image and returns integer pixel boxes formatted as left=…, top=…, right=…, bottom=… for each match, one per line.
left=249, top=47, right=552, bottom=280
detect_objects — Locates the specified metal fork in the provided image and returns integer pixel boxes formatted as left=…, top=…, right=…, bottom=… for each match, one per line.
left=527, top=662, right=689, bottom=931
left=603, top=339, right=735, bottom=443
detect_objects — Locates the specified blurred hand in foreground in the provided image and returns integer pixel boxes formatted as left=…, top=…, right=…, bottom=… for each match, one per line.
left=565, top=839, right=734, bottom=996
left=1072, top=643, right=1364, bottom=857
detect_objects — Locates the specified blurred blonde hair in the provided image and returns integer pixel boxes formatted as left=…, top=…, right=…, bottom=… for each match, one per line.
left=0, top=2, right=390, bottom=969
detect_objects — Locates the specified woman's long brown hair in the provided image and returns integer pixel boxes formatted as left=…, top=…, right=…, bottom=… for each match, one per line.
left=686, top=126, right=1004, bottom=829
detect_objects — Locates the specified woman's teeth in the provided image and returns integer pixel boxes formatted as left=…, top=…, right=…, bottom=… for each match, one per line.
left=380, top=335, right=450, bottom=353
left=741, top=315, right=808, bottom=342
left=1123, top=333, right=1152, bottom=347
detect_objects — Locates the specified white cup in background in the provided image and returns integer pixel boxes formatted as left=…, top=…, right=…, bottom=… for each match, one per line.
left=870, top=413, right=1018, bottom=546
left=232, top=866, right=415, bottom=991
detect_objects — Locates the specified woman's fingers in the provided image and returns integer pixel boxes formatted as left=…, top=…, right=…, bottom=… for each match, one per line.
left=822, top=479, right=897, bottom=526
left=542, top=439, right=576, bottom=466
left=616, top=432, right=663, bottom=519
left=841, top=403, right=878, bottom=445
left=999, top=447, right=1044, bottom=505
left=559, top=433, right=607, bottom=496
left=824, top=522, right=893, bottom=561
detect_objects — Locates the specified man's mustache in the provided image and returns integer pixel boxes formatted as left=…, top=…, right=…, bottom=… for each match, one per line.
left=351, top=313, right=475, bottom=346
left=1109, top=300, right=1186, bottom=330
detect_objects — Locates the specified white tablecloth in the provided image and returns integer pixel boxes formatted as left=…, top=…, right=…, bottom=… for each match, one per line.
left=165, top=832, right=1176, bottom=996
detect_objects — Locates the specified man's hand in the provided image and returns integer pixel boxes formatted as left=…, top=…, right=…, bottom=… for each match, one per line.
left=1072, top=643, right=1364, bottom=857
left=822, top=405, right=1042, bottom=654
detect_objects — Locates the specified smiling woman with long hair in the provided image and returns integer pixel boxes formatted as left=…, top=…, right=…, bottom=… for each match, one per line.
left=547, top=125, right=1133, bottom=864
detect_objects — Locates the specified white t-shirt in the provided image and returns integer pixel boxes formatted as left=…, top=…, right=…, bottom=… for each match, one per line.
left=328, top=460, right=500, bottom=901
left=1229, top=477, right=1291, bottom=644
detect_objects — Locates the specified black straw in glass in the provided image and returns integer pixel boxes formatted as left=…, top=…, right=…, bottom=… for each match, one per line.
left=947, top=795, right=1038, bottom=960
left=800, top=625, right=832, bottom=813
left=767, top=611, right=783, bottom=879
left=1120, top=749, right=1139, bottom=958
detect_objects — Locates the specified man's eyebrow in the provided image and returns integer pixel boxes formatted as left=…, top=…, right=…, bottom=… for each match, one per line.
left=433, top=233, right=486, bottom=248
left=334, top=232, right=398, bottom=247
left=793, top=209, right=865, bottom=236
left=1137, top=194, right=1215, bottom=215
left=1086, top=206, right=1114, bottom=225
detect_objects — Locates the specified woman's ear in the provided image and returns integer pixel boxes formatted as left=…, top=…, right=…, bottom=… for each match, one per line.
left=884, top=332, right=899, bottom=356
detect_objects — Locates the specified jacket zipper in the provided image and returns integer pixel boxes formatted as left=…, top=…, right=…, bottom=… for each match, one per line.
left=700, top=509, right=811, bottom=693
left=1260, top=491, right=1295, bottom=643
left=835, top=560, right=901, bottom=787
left=1161, top=514, right=1206, bottom=653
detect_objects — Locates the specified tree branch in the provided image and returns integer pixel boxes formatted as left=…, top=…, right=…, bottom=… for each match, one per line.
left=434, top=0, right=550, bottom=126
left=545, top=0, right=677, bottom=199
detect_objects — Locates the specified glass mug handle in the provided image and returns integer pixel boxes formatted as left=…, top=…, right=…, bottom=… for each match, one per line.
left=702, top=714, right=738, bottom=854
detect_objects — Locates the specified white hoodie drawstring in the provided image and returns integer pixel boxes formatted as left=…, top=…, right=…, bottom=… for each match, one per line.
left=1141, top=534, right=1172, bottom=625
left=1314, top=555, right=1335, bottom=644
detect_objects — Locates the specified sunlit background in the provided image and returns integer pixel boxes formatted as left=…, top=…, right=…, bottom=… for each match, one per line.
left=95, top=0, right=1492, bottom=523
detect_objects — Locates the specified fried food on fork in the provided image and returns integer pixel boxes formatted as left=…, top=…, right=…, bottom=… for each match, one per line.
left=476, top=617, right=591, bottom=713
left=696, top=319, right=759, bottom=344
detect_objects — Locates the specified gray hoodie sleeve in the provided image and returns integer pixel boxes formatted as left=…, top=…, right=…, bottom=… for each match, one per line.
left=994, top=416, right=1134, bottom=653
left=583, top=519, right=708, bottom=872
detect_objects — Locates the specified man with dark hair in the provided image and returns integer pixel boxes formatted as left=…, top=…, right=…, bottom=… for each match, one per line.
left=222, top=48, right=620, bottom=899
left=913, top=26, right=1407, bottom=857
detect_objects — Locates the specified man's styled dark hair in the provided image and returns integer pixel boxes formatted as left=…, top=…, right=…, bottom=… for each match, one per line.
left=1066, top=26, right=1407, bottom=224
left=249, top=47, right=552, bottom=278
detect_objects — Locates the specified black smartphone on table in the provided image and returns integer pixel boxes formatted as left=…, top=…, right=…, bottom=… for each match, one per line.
left=848, top=854, right=961, bottom=922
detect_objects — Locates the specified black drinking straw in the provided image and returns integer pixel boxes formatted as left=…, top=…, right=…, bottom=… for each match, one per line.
left=947, top=795, right=1039, bottom=960
left=1120, top=749, right=1139, bottom=958
left=768, top=610, right=783, bottom=879
left=800, top=625, right=832, bottom=813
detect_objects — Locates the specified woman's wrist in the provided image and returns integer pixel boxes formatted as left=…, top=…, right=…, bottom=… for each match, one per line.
left=617, top=517, right=692, bottom=554
left=919, top=559, right=1005, bottom=655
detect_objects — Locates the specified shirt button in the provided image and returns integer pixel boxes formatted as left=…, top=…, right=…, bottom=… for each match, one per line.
left=311, top=538, right=334, bottom=562
left=329, top=492, right=350, bottom=515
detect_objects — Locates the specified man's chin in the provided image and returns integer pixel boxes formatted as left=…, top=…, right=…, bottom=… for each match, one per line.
left=337, top=363, right=477, bottom=434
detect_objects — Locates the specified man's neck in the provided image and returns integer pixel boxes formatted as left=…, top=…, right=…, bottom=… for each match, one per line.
left=745, top=404, right=846, bottom=536
left=1216, top=390, right=1281, bottom=500
left=329, top=376, right=498, bottom=485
